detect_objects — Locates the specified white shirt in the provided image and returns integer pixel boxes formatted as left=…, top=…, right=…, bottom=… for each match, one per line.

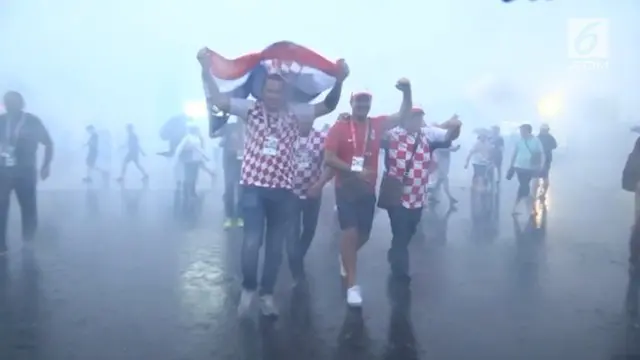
left=173, top=134, right=206, bottom=164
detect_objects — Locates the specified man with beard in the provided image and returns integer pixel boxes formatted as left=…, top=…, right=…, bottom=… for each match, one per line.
left=0, top=91, right=53, bottom=255
left=198, top=47, right=348, bottom=317
left=323, top=80, right=412, bottom=307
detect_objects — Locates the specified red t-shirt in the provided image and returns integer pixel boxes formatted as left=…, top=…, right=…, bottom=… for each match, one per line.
left=324, top=116, right=387, bottom=187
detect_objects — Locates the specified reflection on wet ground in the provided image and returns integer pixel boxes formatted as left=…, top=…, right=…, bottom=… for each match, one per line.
left=1, top=172, right=640, bottom=360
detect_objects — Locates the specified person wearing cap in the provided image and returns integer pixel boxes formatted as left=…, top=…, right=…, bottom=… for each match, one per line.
left=0, top=91, right=54, bottom=255
left=537, top=123, right=557, bottom=199
left=323, top=79, right=413, bottom=307
left=507, top=124, right=545, bottom=215
left=381, top=107, right=461, bottom=282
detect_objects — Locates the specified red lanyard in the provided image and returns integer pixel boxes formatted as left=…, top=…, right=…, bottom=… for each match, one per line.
left=349, top=119, right=370, bottom=156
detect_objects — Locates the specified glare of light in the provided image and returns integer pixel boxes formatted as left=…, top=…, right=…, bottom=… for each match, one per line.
left=183, top=100, right=208, bottom=119
left=537, top=93, right=563, bottom=118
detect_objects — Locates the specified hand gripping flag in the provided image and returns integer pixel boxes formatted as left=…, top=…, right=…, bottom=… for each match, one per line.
left=202, top=41, right=342, bottom=104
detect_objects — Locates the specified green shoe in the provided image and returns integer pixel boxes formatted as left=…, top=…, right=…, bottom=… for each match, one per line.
left=223, top=218, right=234, bottom=229
left=235, top=218, right=244, bottom=228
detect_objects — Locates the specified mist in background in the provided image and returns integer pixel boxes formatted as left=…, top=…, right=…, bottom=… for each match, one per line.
left=1, top=0, right=639, bottom=188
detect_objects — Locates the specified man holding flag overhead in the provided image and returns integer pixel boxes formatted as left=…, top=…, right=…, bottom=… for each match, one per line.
left=197, top=43, right=348, bottom=318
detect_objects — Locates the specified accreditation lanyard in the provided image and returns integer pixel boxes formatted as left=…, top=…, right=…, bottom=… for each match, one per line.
left=4, top=113, right=26, bottom=148
left=349, top=119, right=370, bottom=157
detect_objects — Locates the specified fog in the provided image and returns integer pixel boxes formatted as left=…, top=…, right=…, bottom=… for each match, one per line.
left=1, top=0, right=639, bottom=187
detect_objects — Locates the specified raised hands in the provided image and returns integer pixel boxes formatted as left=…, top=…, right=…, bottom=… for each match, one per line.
left=197, top=47, right=212, bottom=67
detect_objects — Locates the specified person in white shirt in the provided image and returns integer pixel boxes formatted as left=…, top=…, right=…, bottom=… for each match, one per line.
left=173, top=123, right=209, bottom=202
left=430, top=144, right=460, bottom=205
left=464, top=131, right=494, bottom=192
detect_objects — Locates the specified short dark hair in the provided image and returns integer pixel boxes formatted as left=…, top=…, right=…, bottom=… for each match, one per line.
left=520, top=124, right=532, bottom=133
left=3, top=91, right=23, bottom=103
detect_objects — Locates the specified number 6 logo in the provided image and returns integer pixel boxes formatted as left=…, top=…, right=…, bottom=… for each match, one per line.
left=574, top=22, right=601, bottom=56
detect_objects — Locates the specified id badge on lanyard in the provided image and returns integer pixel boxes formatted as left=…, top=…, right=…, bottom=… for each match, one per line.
left=261, top=108, right=280, bottom=156
left=350, top=120, right=369, bottom=172
left=1, top=114, right=25, bottom=168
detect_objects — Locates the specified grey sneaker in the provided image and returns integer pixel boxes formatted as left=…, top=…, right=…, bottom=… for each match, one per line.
left=237, top=289, right=255, bottom=317
left=259, top=295, right=279, bottom=317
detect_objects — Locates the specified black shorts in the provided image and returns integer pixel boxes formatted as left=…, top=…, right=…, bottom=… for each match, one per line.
left=335, top=191, right=376, bottom=237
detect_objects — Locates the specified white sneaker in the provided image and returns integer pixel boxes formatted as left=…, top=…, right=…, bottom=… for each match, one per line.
left=259, top=295, right=279, bottom=317
left=339, top=255, right=346, bottom=277
left=347, top=285, right=362, bottom=307
left=237, top=289, right=255, bottom=317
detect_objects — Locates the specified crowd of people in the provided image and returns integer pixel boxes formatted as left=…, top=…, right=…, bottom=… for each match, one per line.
left=197, top=46, right=464, bottom=315
left=0, top=49, right=566, bottom=322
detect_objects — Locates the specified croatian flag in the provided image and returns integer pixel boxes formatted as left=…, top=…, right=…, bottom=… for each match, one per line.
left=202, top=41, right=341, bottom=103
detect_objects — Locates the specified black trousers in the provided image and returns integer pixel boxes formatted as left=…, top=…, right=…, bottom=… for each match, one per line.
left=286, top=196, right=322, bottom=279
left=0, top=170, right=38, bottom=249
left=386, top=206, right=423, bottom=276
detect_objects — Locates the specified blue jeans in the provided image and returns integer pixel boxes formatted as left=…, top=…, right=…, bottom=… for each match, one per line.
left=241, top=185, right=295, bottom=294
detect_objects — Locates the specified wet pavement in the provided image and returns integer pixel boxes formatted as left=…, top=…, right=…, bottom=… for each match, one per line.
left=0, top=161, right=639, bottom=360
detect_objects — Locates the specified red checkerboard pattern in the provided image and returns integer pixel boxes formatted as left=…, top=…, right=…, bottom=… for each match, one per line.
left=385, top=126, right=434, bottom=209
left=292, top=129, right=326, bottom=198
left=240, top=102, right=298, bottom=189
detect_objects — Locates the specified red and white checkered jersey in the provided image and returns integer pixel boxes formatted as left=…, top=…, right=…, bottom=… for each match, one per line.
left=292, top=129, right=326, bottom=198
left=239, top=101, right=299, bottom=189
left=385, top=126, right=448, bottom=209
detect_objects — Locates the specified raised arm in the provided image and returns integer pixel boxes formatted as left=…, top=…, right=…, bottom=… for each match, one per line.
left=209, top=114, right=229, bottom=138
left=381, top=78, right=413, bottom=131
left=311, top=59, right=350, bottom=118
left=198, top=48, right=231, bottom=114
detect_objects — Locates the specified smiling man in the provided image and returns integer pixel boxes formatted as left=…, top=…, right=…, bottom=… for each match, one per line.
left=198, top=47, right=349, bottom=317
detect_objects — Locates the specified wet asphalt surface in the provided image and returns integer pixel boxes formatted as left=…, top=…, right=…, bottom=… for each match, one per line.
left=0, top=158, right=639, bottom=360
